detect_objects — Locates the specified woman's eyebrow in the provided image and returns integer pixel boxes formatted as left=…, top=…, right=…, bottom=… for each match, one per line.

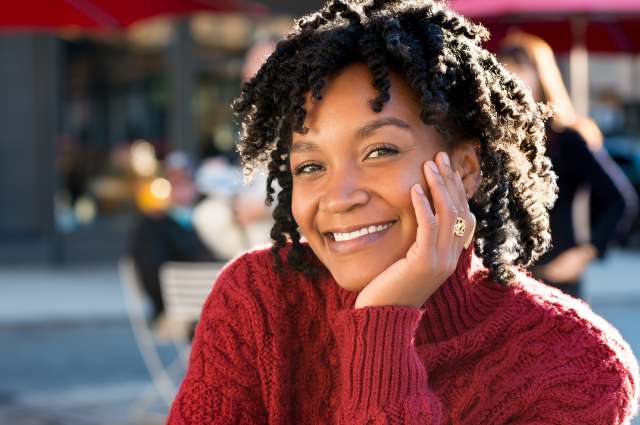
left=290, top=141, right=318, bottom=154
left=290, top=117, right=411, bottom=154
left=355, top=117, right=411, bottom=139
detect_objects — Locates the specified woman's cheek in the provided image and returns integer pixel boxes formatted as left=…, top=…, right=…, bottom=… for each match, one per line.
left=388, top=165, right=427, bottom=203
left=291, top=188, right=304, bottom=229
left=291, top=186, right=314, bottom=235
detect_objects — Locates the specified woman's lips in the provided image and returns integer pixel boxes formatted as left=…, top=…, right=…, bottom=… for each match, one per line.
left=325, top=221, right=396, bottom=255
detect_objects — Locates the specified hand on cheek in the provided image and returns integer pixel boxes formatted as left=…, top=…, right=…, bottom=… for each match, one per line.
left=354, top=151, right=476, bottom=309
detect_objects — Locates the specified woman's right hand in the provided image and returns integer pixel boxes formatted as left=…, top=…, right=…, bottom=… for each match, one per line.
left=354, top=151, right=475, bottom=309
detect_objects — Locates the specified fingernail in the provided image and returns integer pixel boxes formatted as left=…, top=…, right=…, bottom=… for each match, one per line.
left=414, top=184, right=424, bottom=195
left=441, top=152, right=450, bottom=167
left=427, top=161, right=438, bottom=173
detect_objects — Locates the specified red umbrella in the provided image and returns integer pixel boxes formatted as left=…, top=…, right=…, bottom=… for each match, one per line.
left=450, top=0, right=640, bottom=53
left=2, top=0, right=266, bottom=32
left=450, top=0, right=640, bottom=114
left=452, top=0, right=639, bottom=17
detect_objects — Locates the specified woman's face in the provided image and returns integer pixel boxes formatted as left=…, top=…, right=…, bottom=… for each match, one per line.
left=290, top=63, right=447, bottom=292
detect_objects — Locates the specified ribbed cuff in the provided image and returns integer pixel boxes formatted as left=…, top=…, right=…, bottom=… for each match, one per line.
left=334, top=306, right=428, bottom=412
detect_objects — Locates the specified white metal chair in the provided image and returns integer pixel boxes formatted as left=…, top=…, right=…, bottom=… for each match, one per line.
left=119, top=257, right=179, bottom=421
left=159, top=261, right=224, bottom=351
left=119, top=258, right=221, bottom=421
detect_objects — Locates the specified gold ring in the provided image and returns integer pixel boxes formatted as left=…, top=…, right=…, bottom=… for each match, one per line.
left=453, top=217, right=466, bottom=237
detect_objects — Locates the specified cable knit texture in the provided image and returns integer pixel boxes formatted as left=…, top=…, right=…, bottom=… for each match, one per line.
left=167, top=243, right=639, bottom=424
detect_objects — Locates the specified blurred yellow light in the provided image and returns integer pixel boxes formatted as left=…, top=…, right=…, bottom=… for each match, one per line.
left=135, top=178, right=170, bottom=213
left=150, top=178, right=171, bottom=200
left=74, top=196, right=96, bottom=224
left=130, top=140, right=158, bottom=177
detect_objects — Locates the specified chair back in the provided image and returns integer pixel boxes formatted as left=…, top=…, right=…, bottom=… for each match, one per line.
left=159, top=262, right=224, bottom=325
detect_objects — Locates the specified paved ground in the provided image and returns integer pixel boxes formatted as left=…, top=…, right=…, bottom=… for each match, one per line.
left=0, top=266, right=126, bottom=325
left=0, top=265, right=175, bottom=425
left=1, top=249, right=639, bottom=424
left=0, top=321, right=175, bottom=425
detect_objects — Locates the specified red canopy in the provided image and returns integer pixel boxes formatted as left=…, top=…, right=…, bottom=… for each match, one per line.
left=469, top=19, right=640, bottom=53
left=2, top=0, right=266, bottom=32
left=450, top=0, right=640, bottom=53
left=451, top=0, right=640, bottom=17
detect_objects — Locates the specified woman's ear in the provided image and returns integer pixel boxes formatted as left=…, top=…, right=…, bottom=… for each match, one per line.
left=450, top=141, right=482, bottom=199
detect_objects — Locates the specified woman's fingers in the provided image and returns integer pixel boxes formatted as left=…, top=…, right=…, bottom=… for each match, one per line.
left=424, top=158, right=457, bottom=250
left=436, top=154, right=476, bottom=249
left=411, top=183, right=437, bottom=250
left=413, top=151, right=474, bottom=266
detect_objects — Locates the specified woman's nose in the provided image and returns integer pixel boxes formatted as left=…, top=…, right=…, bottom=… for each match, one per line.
left=318, top=172, right=370, bottom=213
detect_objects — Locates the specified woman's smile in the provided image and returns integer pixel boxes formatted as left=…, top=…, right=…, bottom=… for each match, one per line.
left=323, top=220, right=397, bottom=255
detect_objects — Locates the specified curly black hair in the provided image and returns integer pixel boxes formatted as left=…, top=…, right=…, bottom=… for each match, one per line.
left=232, top=0, right=557, bottom=285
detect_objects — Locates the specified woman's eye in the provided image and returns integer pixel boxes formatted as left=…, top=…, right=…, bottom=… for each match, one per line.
left=293, top=163, right=323, bottom=175
left=366, top=145, right=398, bottom=159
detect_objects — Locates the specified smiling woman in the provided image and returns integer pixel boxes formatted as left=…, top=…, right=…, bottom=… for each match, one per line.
left=167, top=1, right=639, bottom=424
left=289, top=64, right=481, bottom=297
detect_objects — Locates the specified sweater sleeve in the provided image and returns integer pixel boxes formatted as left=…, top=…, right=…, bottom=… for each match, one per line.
left=510, top=316, right=639, bottom=425
left=332, top=306, right=443, bottom=424
left=166, top=260, right=267, bottom=425
left=513, top=360, right=638, bottom=424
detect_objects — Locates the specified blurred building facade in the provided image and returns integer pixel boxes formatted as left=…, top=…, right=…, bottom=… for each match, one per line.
left=0, top=0, right=325, bottom=265
left=2, top=0, right=640, bottom=265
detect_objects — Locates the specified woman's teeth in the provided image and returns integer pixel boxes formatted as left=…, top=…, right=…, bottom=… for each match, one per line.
left=332, top=222, right=393, bottom=242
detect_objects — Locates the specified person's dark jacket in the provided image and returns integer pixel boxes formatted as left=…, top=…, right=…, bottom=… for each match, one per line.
left=128, top=212, right=218, bottom=321
left=538, top=126, right=638, bottom=266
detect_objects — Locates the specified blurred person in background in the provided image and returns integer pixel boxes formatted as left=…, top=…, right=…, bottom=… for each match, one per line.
left=241, top=37, right=279, bottom=83
left=191, top=38, right=277, bottom=259
left=499, top=32, right=638, bottom=300
left=128, top=151, right=220, bottom=324
left=193, top=157, right=273, bottom=259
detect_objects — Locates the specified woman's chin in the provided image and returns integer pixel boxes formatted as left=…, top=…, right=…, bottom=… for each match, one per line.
left=323, top=248, right=408, bottom=294
left=331, top=268, right=380, bottom=293
left=333, top=279, right=366, bottom=293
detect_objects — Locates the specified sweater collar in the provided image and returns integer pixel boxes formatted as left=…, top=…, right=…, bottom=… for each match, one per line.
left=319, top=244, right=512, bottom=344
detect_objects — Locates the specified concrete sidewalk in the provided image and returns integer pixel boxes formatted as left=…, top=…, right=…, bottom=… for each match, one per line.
left=0, top=265, right=126, bottom=326
left=582, top=248, right=640, bottom=303
left=0, top=248, right=639, bottom=326
left=1, top=380, right=165, bottom=425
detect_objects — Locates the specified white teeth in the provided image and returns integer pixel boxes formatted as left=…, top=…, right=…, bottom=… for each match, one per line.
left=332, top=222, right=393, bottom=242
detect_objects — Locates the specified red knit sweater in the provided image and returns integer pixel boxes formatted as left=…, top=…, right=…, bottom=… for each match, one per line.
left=167, top=243, right=639, bottom=424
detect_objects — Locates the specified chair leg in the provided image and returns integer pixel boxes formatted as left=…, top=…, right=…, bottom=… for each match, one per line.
left=130, top=317, right=177, bottom=405
left=120, top=259, right=178, bottom=413
left=129, top=384, right=168, bottom=424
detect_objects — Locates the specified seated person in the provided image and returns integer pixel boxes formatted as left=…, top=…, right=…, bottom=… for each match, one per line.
left=128, top=151, right=220, bottom=324
left=193, top=157, right=273, bottom=260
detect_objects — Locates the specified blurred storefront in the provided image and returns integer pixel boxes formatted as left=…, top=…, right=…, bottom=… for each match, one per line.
left=0, top=3, right=319, bottom=265
left=3, top=1, right=638, bottom=265
left=588, top=55, right=640, bottom=187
